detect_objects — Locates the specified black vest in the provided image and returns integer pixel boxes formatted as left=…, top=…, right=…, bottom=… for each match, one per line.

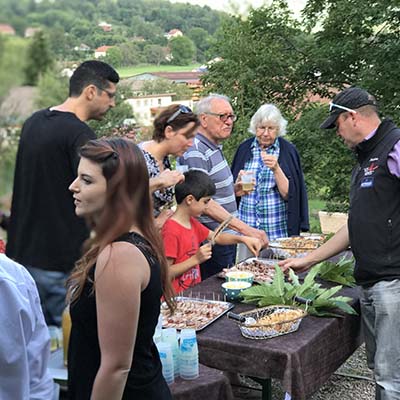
left=349, top=119, right=400, bottom=286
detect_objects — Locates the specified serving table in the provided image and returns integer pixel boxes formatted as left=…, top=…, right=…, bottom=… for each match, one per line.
left=188, top=274, right=362, bottom=400
left=48, top=348, right=233, bottom=400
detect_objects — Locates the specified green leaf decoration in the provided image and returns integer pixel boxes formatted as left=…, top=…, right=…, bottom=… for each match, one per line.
left=317, top=256, right=356, bottom=287
left=240, top=263, right=358, bottom=317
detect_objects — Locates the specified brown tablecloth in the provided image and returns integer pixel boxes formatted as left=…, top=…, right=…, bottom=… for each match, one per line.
left=189, top=274, right=362, bottom=400
left=171, top=364, right=233, bottom=400
left=49, top=349, right=233, bottom=400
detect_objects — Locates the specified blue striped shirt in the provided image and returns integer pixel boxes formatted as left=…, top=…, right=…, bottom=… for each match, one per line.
left=239, top=138, right=288, bottom=240
left=179, top=133, right=238, bottom=231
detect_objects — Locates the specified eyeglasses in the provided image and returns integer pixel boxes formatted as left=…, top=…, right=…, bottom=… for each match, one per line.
left=205, top=112, right=237, bottom=123
left=167, top=105, right=192, bottom=124
left=96, top=85, right=116, bottom=99
left=329, top=102, right=357, bottom=114
left=256, top=126, right=278, bottom=133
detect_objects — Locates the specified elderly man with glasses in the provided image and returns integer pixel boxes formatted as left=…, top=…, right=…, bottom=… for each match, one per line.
left=280, top=86, right=400, bottom=400
left=178, top=94, right=268, bottom=279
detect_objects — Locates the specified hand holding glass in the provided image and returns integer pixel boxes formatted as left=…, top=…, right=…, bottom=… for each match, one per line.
left=241, top=171, right=255, bottom=192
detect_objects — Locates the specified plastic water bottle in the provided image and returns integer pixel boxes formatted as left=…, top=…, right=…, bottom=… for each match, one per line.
left=156, top=341, right=175, bottom=384
left=179, top=328, right=199, bottom=380
left=161, top=327, right=180, bottom=377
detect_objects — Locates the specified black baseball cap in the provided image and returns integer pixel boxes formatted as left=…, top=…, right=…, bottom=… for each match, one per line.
left=320, top=87, right=378, bottom=129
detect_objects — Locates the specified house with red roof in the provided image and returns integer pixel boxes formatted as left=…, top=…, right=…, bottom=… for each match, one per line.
left=164, top=29, right=183, bottom=40
left=94, top=45, right=113, bottom=58
left=0, top=24, right=15, bottom=35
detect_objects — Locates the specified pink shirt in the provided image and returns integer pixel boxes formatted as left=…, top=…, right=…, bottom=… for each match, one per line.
left=364, top=129, right=400, bottom=178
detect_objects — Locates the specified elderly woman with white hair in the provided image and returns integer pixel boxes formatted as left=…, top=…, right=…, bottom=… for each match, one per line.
left=231, top=104, right=309, bottom=251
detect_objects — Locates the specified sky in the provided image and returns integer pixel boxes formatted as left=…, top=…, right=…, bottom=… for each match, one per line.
left=168, top=0, right=308, bottom=18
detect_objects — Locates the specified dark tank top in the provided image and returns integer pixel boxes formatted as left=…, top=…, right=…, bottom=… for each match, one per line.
left=68, top=232, right=172, bottom=399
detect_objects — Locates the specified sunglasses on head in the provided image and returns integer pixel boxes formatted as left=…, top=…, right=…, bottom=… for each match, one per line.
left=329, top=102, right=357, bottom=114
left=166, top=105, right=192, bottom=124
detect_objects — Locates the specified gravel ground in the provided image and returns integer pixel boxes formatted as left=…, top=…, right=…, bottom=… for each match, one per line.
left=232, top=344, right=375, bottom=400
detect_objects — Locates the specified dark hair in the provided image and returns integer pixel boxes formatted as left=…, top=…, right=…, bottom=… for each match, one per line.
left=152, top=104, right=199, bottom=142
left=67, top=137, right=174, bottom=311
left=175, top=170, right=216, bottom=204
left=69, top=60, right=120, bottom=97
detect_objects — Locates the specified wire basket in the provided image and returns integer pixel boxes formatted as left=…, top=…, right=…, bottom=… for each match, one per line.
left=237, top=305, right=307, bottom=339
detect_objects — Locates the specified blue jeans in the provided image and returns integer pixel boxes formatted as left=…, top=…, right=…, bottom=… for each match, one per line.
left=360, top=279, right=400, bottom=400
left=200, top=244, right=236, bottom=280
left=27, top=266, right=69, bottom=327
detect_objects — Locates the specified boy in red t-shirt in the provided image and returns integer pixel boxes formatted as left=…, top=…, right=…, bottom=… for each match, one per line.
left=162, top=170, right=261, bottom=294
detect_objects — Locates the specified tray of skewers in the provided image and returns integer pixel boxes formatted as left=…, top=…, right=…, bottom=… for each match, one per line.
left=160, top=296, right=234, bottom=331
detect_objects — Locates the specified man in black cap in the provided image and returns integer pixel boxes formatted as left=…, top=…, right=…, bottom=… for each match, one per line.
left=280, top=86, right=400, bottom=399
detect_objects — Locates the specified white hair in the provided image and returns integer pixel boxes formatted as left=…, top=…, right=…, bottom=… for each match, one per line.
left=249, top=104, right=287, bottom=136
left=194, top=93, right=231, bottom=115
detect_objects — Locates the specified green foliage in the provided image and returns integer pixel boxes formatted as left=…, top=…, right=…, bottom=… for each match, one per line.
left=0, top=0, right=225, bottom=63
left=103, top=47, right=123, bottom=68
left=289, top=104, right=355, bottom=211
left=118, top=42, right=144, bottom=66
left=316, top=256, right=356, bottom=287
left=170, top=36, right=196, bottom=66
left=35, top=68, right=69, bottom=109
left=302, top=0, right=400, bottom=121
left=143, top=44, right=166, bottom=66
left=240, top=265, right=357, bottom=317
left=0, top=36, right=28, bottom=101
left=203, top=1, right=310, bottom=163
left=24, top=31, right=54, bottom=85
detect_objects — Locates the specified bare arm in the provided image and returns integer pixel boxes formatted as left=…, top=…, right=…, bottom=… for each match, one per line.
left=149, top=169, right=184, bottom=193
left=204, top=199, right=269, bottom=246
left=279, top=225, right=350, bottom=273
left=90, top=242, right=150, bottom=400
left=261, top=153, right=289, bottom=200
left=214, top=233, right=262, bottom=257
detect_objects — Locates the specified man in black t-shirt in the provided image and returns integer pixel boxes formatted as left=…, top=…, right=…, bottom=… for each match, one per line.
left=6, top=60, right=119, bottom=326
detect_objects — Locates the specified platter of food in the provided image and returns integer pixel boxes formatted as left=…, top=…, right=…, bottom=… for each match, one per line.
left=219, top=258, right=277, bottom=284
left=269, top=235, right=325, bottom=258
left=161, top=296, right=234, bottom=331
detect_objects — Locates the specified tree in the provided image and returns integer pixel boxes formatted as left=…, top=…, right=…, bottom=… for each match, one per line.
left=103, top=47, right=123, bottom=68
left=0, top=36, right=28, bottom=102
left=301, top=0, right=400, bottom=121
left=24, top=31, right=54, bottom=85
left=36, top=68, right=69, bottom=109
left=289, top=104, right=355, bottom=212
left=170, top=36, right=196, bottom=66
left=187, top=27, right=211, bottom=62
left=119, top=42, right=143, bottom=66
left=143, top=44, right=166, bottom=66
left=203, top=1, right=309, bottom=163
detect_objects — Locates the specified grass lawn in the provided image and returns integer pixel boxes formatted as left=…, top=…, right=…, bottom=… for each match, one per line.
left=118, top=64, right=202, bottom=78
left=308, top=198, right=326, bottom=233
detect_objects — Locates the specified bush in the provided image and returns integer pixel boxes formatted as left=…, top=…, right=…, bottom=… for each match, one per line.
left=289, top=104, right=356, bottom=213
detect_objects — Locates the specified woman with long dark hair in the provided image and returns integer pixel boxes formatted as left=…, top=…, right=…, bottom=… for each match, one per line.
left=67, top=137, right=175, bottom=400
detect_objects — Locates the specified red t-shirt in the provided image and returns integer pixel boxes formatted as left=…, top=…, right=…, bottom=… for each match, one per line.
left=162, top=217, right=210, bottom=294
